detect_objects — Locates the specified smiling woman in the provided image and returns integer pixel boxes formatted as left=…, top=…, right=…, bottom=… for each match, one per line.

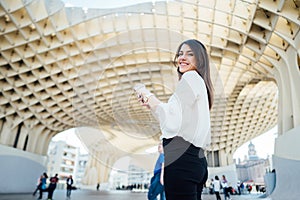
left=133, top=39, right=213, bottom=200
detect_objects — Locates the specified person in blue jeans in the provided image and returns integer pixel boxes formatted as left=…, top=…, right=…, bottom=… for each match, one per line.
left=37, top=172, right=48, bottom=200
left=221, top=175, right=231, bottom=200
left=148, top=142, right=165, bottom=200
left=66, top=175, right=74, bottom=199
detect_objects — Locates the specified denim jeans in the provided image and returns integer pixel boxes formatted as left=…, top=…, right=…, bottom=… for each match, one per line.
left=148, top=172, right=165, bottom=200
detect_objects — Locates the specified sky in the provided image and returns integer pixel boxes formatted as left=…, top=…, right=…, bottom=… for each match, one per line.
left=62, top=0, right=159, bottom=9
left=52, top=128, right=88, bottom=154
left=233, top=126, right=277, bottom=161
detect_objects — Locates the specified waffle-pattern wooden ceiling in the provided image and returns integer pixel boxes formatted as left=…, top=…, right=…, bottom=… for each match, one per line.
left=1, top=0, right=298, bottom=156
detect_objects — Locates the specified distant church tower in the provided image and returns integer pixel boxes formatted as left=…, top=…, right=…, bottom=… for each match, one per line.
left=236, top=141, right=270, bottom=183
left=248, top=141, right=259, bottom=160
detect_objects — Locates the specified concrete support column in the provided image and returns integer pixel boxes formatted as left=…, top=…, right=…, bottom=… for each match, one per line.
left=268, top=45, right=300, bottom=135
left=35, top=129, right=52, bottom=155
left=0, top=115, right=18, bottom=146
left=25, top=124, right=45, bottom=153
left=283, top=47, right=300, bottom=128
left=0, top=119, right=4, bottom=140
left=82, top=149, right=118, bottom=186
left=273, top=60, right=293, bottom=135
left=98, top=153, right=116, bottom=183
left=16, top=124, right=28, bottom=150
left=266, top=42, right=300, bottom=200
left=42, top=132, right=53, bottom=155
left=218, top=148, right=234, bottom=166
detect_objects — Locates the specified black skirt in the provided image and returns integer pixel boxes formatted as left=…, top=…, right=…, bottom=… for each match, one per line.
left=163, top=136, right=208, bottom=200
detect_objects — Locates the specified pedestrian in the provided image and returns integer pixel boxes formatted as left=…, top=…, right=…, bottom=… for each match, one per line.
left=37, top=172, right=48, bottom=200
left=237, top=181, right=241, bottom=195
left=32, top=175, right=42, bottom=196
left=47, top=173, right=59, bottom=200
left=147, top=142, right=165, bottom=200
left=247, top=184, right=252, bottom=193
left=213, top=176, right=221, bottom=200
left=240, top=181, right=245, bottom=194
left=96, top=183, right=100, bottom=191
left=134, top=39, right=213, bottom=200
left=255, top=184, right=259, bottom=193
left=209, top=178, right=214, bottom=194
left=221, top=175, right=231, bottom=200
left=66, top=175, right=74, bottom=199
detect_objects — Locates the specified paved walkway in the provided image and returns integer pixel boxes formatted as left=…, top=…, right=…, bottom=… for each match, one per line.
left=0, top=189, right=271, bottom=200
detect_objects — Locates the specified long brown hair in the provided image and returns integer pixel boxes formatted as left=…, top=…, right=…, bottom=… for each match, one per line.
left=173, top=39, right=214, bottom=109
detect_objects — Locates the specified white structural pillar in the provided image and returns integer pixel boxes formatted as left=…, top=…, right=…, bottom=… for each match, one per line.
left=82, top=149, right=119, bottom=186
left=267, top=45, right=300, bottom=200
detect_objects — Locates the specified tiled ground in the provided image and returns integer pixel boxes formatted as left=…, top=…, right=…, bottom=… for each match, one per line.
left=0, top=189, right=271, bottom=200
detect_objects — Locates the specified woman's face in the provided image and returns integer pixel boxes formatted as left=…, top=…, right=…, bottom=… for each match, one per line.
left=177, top=44, right=197, bottom=73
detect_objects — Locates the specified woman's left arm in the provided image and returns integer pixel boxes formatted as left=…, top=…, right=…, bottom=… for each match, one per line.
left=147, top=95, right=162, bottom=112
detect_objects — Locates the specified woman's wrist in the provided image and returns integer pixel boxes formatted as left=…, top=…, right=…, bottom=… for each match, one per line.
left=142, top=93, right=154, bottom=103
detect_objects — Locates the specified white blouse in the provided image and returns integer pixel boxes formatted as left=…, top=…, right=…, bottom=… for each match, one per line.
left=154, top=70, right=211, bottom=149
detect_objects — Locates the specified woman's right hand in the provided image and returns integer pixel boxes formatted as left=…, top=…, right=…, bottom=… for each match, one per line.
left=133, top=83, right=151, bottom=107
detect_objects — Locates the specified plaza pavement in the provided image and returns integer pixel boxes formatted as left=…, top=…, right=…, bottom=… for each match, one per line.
left=0, top=189, right=271, bottom=200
